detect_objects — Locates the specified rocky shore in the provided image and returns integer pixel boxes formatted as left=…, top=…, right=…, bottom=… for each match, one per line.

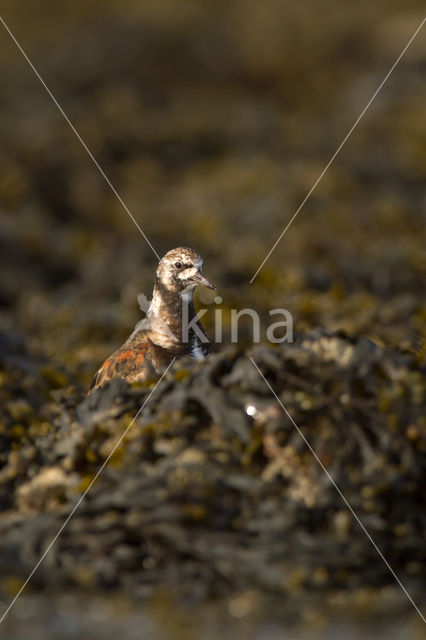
left=0, top=330, right=424, bottom=608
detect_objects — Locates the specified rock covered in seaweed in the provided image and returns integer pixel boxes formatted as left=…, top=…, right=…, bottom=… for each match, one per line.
left=0, top=329, right=424, bottom=600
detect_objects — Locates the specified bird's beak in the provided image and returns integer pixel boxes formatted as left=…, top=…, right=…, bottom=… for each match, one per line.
left=191, top=270, right=216, bottom=290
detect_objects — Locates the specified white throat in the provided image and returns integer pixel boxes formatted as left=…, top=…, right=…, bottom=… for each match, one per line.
left=181, top=285, right=195, bottom=305
left=148, top=288, right=163, bottom=317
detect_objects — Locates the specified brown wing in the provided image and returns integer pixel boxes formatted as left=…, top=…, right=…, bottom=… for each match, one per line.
left=89, top=340, right=152, bottom=391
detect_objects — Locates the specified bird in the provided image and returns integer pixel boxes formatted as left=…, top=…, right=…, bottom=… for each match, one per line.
left=89, top=247, right=216, bottom=391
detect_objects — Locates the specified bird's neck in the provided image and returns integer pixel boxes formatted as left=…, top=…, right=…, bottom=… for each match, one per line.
left=148, top=280, right=198, bottom=346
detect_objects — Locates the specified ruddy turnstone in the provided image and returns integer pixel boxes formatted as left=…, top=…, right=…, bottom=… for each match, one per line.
left=89, top=247, right=215, bottom=391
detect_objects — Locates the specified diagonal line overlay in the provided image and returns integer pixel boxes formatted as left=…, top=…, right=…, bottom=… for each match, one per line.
left=2, top=6, right=425, bottom=628
left=250, top=16, right=426, bottom=283
left=250, top=356, right=426, bottom=624
left=0, top=359, right=175, bottom=624
left=0, top=16, right=160, bottom=260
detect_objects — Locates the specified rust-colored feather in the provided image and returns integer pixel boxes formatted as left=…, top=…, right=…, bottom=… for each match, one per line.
left=90, top=341, right=152, bottom=391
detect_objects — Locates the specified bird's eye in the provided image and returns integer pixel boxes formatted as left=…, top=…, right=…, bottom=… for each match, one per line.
left=174, top=261, right=182, bottom=269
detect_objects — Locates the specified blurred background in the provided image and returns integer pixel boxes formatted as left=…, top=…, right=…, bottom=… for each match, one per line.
left=0, top=1, right=425, bottom=638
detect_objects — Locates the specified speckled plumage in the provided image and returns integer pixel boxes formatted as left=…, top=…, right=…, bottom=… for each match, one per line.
left=89, top=248, right=215, bottom=391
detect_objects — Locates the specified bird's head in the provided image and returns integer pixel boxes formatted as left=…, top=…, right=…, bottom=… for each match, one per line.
left=156, top=247, right=216, bottom=295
